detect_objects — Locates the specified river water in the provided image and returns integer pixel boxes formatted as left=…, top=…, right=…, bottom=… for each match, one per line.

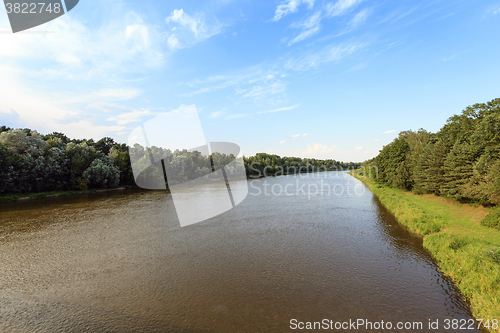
left=0, top=173, right=483, bottom=332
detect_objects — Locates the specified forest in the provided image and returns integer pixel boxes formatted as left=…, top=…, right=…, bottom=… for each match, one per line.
left=0, top=126, right=359, bottom=194
left=357, top=98, right=500, bottom=228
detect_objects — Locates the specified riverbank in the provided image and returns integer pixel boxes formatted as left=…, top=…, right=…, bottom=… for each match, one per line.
left=0, top=187, right=131, bottom=203
left=351, top=172, right=500, bottom=332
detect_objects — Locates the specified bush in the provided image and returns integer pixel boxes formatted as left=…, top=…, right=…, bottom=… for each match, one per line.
left=82, top=157, right=120, bottom=188
left=481, top=206, right=500, bottom=230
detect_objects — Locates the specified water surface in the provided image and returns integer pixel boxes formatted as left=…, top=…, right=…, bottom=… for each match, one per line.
left=0, top=173, right=482, bottom=332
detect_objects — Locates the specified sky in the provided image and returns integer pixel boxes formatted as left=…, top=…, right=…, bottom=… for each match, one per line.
left=0, top=0, right=499, bottom=162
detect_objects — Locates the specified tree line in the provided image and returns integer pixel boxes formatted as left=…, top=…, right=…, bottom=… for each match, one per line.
left=0, top=126, right=359, bottom=194
left=358, top=98, right=500, bottom=207
left=244, top=153, right=359, bottom=178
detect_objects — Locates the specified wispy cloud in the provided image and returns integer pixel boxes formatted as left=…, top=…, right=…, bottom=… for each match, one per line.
left=355, top=146, right=363, bottom=150
left=0, top=72, right=125, bottom=139
left=225, top=113, right=247, bottom=119
left=106, top=109, right=154, bottom=125
left=0, top=11, right=165, bottom=79
left=61, top=88, right=141, bottom=105
left=288, top=11, right=322, bottom=45
left=285, top=41, right=368, bottom=71
left=241, top=81, right=287, bottom=100
left=93, top=88, right=141, bottom=101
left=210, top=110, right=224, bottom=118
left=182, top=67, right=284, bottom=100
left=87, top=102, right=136, bottom=113
left=280, top=139, right=286, bottom=144
left=258, top=104, right=300, bottom=114
left=272, top=0, right=315, bottom=21
left=305, top=143, right=336, bottom=153
left=165, top=9, right=222, bottom=49
left=442, top=49, right=471, bottom=62
left=383, top=130, right=397, bottom=134
left=292, top=134, right=301, bottom=138
left=349, top=8, right=371, bottom=29
left=325, top=0, right=363, bottom=17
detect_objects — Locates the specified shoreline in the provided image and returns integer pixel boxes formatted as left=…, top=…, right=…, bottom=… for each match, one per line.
left=350, top=172, right=500, bottom=332
left=0, top=187, right=132, bottom=203
left=1, top=169, right=354, bottom=204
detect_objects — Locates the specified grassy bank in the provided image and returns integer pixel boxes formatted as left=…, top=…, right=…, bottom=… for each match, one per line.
left=351, top=172, right=500, bottom=332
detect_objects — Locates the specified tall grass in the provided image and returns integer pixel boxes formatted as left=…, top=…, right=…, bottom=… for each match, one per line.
left=482, top=207, right=500, bottom=230
left=352, top=173, right=500, bottom=332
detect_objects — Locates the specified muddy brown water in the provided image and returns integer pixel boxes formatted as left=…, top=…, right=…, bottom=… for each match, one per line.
left=0, top=173, right=484, bottom=332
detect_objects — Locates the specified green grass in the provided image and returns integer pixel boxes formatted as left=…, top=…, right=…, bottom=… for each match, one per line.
left=351, top=173, right=500, bottom=332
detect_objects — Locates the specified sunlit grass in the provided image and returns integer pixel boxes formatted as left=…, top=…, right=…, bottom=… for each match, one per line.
left=352, top=173, right=500, bottom=332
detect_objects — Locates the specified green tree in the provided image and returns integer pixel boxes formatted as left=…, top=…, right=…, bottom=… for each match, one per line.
left=82, top=157, right=120, bottom=188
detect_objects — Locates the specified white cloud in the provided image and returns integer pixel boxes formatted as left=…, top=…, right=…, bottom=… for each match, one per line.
left=225, top=114, right=247, bottom=119
left=442, top=49, right=471, bottom=62
left=87, top=102, right=135, bottom=113
left=0, top=72, right=125, bottom=139
left=272, top=0, right=315, bottom=21
left=349, top=8, right=371, bottom=28
left=325, top=0, right=363, bottom=17
left=242, top=81, right=287, bottom=100
left=126, top=24, right=151, bottom=50
left=291, top=133, right=308, bottom=139
left=0, top=12, right=165, bottom=79
left=60, top=88, right=141, bottom=105
left=167, top=35, right=180, bottom=49
left=165, top=9, right=222, bottom=49
left=383, top=130, right=397, bottom=134
left=288, top=11, right=322, bottom=45
left=106, top=109, right=153, bottom=125
left=280, top=139, right=286, bottom=144
left=210, top=110, right=224, bottom=118
left=183, top=67, right=285, bottom=101
left=355, top=146, right=363, bottom=150
left=305, top=143, right=336, bottom=153
left=51, top=121, right=125, bottom=139
left=285, top=41, right=367, bottom=71
left=93, top=88, right=141, bottom=101
left=0, top=7, right=167, bottom=141
left=374, top=138, right=379, bottom=141
left=258, top=104, right=300, bottom=114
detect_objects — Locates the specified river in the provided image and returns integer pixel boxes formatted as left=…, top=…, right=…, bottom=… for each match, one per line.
left=0, top=172, right=483, bottom=332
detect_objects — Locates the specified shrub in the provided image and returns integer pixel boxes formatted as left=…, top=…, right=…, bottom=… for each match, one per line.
left=82, top=157, right=120, bottom=189
left=481, top=206, right=500, bottom=230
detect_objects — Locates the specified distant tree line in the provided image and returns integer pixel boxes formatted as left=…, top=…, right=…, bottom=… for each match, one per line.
left=0, top=126, right=358, bottom=194
left=244, top=153, right=360, bottom=178
left=358, top=98, right=500, bottom=207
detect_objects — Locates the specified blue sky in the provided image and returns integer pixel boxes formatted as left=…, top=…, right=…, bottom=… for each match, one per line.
left=0, top=0, right=499, bottom=161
